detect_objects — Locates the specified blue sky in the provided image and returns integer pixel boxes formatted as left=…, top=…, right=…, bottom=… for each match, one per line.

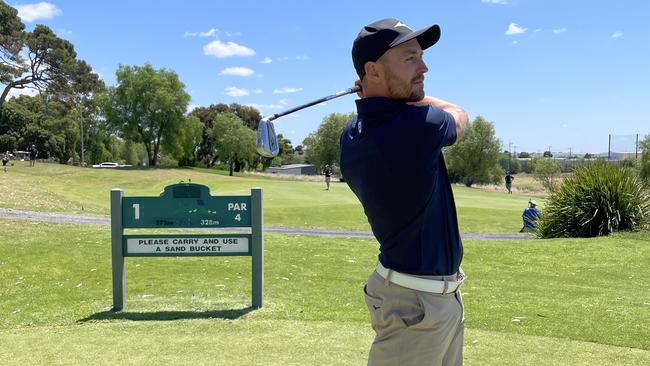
left=8, top=0, right=650, bottom=155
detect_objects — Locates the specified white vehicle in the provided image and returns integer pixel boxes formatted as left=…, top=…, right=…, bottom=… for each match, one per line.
left=92, top=162, right=132, bottom=168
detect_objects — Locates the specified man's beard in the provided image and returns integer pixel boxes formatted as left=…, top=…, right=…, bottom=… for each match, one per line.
left=384, top=68, right=425, bottom=102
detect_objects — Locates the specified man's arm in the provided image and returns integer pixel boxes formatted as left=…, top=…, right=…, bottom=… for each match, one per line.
left=409, top=96, right=469, bottom=142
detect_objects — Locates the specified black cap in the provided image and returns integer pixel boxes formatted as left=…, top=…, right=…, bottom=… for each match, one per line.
left=352, top=18, right=441, bottom=80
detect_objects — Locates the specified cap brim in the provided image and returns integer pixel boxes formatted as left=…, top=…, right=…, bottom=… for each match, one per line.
left=390, top=24, right=441, bottom=50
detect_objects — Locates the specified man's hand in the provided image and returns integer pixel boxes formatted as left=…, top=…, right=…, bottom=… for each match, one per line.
left=408, top=96, right=468, bottom=141
left=354, top=79, right=364, bottom=98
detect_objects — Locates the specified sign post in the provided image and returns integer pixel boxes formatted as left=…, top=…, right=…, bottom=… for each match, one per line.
left=110, top=183, right=264, bottom=311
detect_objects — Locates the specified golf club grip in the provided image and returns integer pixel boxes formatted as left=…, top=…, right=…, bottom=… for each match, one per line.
left=265, top=86, right=361, bottom=122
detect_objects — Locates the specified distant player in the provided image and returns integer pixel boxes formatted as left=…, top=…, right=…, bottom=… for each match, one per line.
left=504, top=172, right=514, bottom=194
left=323, top=164, right=333, bottom=190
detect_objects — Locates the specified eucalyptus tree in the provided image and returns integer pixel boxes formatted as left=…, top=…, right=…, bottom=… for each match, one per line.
left=100, top=64, right=190, bottom=166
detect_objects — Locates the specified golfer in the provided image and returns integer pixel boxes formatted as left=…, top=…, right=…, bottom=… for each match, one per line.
left=340, top=18, right=468, bottom=366
left=505, top=172, right=514, bottom=194
left=323, top=164, right=333, bottom=190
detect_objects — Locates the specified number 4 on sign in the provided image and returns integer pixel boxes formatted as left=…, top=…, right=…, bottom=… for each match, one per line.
left=235, top=214, right=241, bottom=221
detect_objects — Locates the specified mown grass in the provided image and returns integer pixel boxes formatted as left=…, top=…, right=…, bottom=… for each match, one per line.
left=1, top=162, right=539, bottom=233
left=1, top=220, right=648, bottom=365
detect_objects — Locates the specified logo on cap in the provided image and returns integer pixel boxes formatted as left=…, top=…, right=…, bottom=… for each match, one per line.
left=394, top=21, right=409, bottom=29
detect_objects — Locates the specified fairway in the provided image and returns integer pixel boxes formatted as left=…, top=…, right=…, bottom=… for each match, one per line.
left=1, top=164, right=649, bottom=365
left=1, top=163, right=537, bottom=233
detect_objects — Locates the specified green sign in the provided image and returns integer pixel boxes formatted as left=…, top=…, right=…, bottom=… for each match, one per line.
left=110, top=183, right=264, bottom=311
left=122, top=184, right=251, bottom=228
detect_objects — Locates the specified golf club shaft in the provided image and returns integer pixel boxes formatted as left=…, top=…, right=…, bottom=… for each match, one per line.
left=263, top=86, right=361, bottom=122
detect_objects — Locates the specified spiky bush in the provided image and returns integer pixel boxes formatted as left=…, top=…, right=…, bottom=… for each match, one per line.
left=537, top=160, right=650, bottom=238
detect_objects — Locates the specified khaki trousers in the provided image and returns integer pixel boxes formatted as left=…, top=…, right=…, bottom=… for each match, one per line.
left=364, top=270, right=465, bottom=366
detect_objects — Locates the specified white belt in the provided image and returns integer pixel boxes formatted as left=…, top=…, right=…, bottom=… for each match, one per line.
left=375, top=262, right=464, bottom=294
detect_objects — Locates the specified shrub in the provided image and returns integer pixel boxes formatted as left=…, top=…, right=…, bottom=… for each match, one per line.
left=537, top=161, right=650, bottom=238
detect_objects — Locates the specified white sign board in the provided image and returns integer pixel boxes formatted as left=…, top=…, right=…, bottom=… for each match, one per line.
left=126, top=237, right=249, bottom=254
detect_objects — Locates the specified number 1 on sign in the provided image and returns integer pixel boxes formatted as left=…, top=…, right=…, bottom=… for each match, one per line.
left=133, top=204, right=140, bottom=220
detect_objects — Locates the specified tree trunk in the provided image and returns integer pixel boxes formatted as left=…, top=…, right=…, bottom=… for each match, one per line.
left=0, top=85, right=13, bottom=110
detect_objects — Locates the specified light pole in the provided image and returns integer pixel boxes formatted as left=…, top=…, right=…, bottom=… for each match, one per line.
left=80, top=105, right=84, bottom=166
left=508, top=142, right=512, bottom=173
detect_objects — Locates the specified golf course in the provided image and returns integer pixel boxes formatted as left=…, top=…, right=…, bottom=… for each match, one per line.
left=1, top=163, right=649, bottom=365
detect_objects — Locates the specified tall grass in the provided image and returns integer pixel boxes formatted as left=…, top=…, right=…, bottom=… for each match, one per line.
left=538, top=161, right=650, bottom=238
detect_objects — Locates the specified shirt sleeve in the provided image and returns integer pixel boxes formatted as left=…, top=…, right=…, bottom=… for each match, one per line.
left=424, top=106, right=457, bottom=148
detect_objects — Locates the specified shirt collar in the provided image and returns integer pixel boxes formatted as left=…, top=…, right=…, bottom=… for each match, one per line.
left=355, top=97, right=406, bottom=115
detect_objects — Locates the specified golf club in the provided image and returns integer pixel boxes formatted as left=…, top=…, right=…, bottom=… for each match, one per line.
left=256, top=85, right=361, bottom=158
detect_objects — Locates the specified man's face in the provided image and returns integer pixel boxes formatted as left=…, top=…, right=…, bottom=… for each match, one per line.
left=377, top=39, right=428, bottom=102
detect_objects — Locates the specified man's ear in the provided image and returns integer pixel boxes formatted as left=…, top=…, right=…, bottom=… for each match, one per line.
left=364, top=61, right=382, bottom=81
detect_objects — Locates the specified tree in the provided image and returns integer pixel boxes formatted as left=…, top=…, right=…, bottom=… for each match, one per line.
left=190, top=103, right=263, bottom=167
left=0, top=19, right=84, bottom=109
left=640, top=135, right=650, bottom=182
left=445, top=116, right=502, bottom=187
left=0, top=2, right=25, bottom=92
left=0, top=93, right=80, bottom=163
left=303, top=112, right=354, bottom=168
left=165, top=115, right=202, bottom=166
left=518, top=151, right=530, bottom=158
left=532, top=157, right=561, bottom=191
left=583, top=153, right=593, bottom=159
left=543, top=150, right=553, bottom=158
left=100, top=64, right=190, bottom=166
left=209, top=112, right=256, bottom=175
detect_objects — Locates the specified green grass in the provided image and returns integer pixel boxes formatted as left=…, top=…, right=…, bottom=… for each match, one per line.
left=1, top=220, right=648, bottom=365
left=1, top=162, right=539, bottom=233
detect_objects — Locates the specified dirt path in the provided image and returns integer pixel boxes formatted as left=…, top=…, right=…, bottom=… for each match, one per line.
left=0, top=208, right=532, bottom=240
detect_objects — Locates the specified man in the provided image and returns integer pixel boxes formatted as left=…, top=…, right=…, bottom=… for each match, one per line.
left=520, top=200, right=541, bottom=232
left=340, top=18, right=469, bottom=366
left=29, top=144, right=38, bottom=167
left=323, top=164, right=334, bottom=190
left=2, top=151, right=11, bottom=173
left=505, top=172, right=514, bottom=194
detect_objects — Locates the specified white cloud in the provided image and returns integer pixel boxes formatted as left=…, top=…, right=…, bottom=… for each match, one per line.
left=512, top=40, right=519, bottom=45
left=185, top=28, right=219, bottom=37
left=611, top=31, right=623, bottom=39
left=15, top=2, right=62, bottom=22
left=505, top=23, right=527, bottom=36
left=247, top=103, right=285, bottom=110
left=273, top=87, right=303, bottom=94
left=203, top=40, right=255, bottom=58
left=553, top=28, right=567, bottom=34
left=295, top=55, right=310, bottom=61
left=279, top=98, right=290, bottom=105
left=225, top=87, right=249, bottom=97
left=261, top=57, right=273, bottom=64
left=253, top=89, right=263, bottom=94
left=481, top=0, right=507, bottom=4
left=219, top=67, right=254, bottom=77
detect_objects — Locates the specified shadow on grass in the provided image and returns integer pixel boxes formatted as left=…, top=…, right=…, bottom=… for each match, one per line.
left=77, top=307, right=254, bottom=323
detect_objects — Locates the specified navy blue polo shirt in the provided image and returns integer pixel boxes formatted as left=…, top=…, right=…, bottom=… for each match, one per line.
left=339, top=97, right=462, bottom=276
